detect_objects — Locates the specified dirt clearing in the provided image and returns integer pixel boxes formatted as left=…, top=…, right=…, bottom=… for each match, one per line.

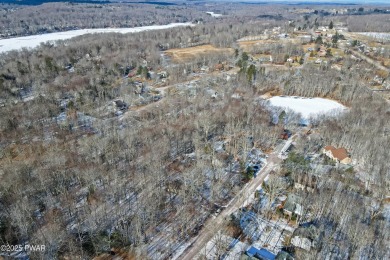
left=238, top=38, right=300, bottom=52
left=164, top=44, right=234, bottom=62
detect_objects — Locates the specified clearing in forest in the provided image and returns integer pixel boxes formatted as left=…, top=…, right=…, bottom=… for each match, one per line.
left=238, top=39, right=278, bottom=52
left=238, top=38, right=300, bottom=52
left=164, top=44, right=234, bottom=62
left=268, top=96, right=347, bottom=118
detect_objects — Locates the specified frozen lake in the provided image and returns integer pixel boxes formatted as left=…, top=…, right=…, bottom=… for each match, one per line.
left=206, top=12, right=223, bottom=17
left=0, top=23, right=193, bottom=54
left=268, top=96, right=346, bottom=118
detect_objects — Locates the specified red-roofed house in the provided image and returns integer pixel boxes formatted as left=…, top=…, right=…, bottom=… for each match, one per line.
left=323, top=146, right=352, bottom=164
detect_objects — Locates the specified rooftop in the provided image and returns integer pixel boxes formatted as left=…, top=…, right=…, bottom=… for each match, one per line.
left=324, top=146, right=349, bottom=161
left=246, top=246, right=276, bottom=260
left=283, top=194, right=302, bottom=214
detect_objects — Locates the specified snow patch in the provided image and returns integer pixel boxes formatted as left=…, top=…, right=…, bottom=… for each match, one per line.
left=268, top=96, right=346, bottom=119
left=356, top=32, right=390, bottom=41
left=206, top=12, right=223, bottom=17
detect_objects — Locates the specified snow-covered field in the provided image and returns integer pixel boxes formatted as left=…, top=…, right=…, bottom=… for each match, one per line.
left=199, top=233, right=248, bottom=260
left=356, top=32, right=390, bottom=41
left=268, top=96, right=346, bottom=118
left=0, top=23, right=193, bottom=54
left=206, top=12, right=223, bottom=17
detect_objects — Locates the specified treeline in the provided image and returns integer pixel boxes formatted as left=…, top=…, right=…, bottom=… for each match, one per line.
left=0, top=2, right=207, bottom=37
left=280, top=64, right=366, bottom=104
left=0, top=2, right=303, bottom=38
left=2, top=2, right=389, bottom=39
left=346, top=14, right=390, bottom=32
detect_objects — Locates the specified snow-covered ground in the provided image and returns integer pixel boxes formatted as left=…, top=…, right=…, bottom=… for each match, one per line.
left=383, top=202, right=390, bottom=222
left=248, top=217, right=293, bottom=255
left=206, top=12, right=223, bottom=17
left=0, top=23, right=193, bottom=54
left=171, top=240, right=195, bottom=260
left=199, top=233, right=248, bottom=260
left=356, top=32, right=390, bottom=41
left=268, top=96, right=346, bottom=118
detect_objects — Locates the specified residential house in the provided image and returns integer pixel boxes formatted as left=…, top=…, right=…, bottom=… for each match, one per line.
left=214, top=63, right=224, bottom=71
left=323, top=145, right=352, bottom=164
left=291, top=225, right=318, bottom=251
left=258, top=55, right=272, bottom=63
left=158, top=71, right=168, bottom=78
left=280, top=129, right=292, bottom=140
left=148, top=71, right=157, bottom=79
left=128, top=70, right=137, bottom=78
left=318, top=26, right=327, bottom=32
left=283, top=194, right=303, bottom=217
left=291, top=236, right=312, bottom=251
left=200, top=65, right=210, bottom=73
left=318, top=46, right=327, bottom=57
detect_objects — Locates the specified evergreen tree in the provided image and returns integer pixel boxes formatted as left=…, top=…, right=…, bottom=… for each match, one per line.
left=326, top=48, right=332, bottom=57
left=299, top=56, right=304, bottom=65
left=315, top=35, right=323, bottom=44
left=242, top=52, right=249, bottom=61
left=247, top=64, right=256, bottom=82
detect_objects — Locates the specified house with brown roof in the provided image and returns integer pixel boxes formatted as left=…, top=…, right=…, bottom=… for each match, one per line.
left=323, top=145, right=352, bottom=164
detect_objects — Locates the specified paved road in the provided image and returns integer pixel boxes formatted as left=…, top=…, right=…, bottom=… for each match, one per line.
left=349, top=49, right=389, bottom=72
left=178, top=153, right=281, bottom=260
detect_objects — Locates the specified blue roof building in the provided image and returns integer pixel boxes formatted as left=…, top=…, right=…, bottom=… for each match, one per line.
left=246, top=246, right=276, bottom=260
